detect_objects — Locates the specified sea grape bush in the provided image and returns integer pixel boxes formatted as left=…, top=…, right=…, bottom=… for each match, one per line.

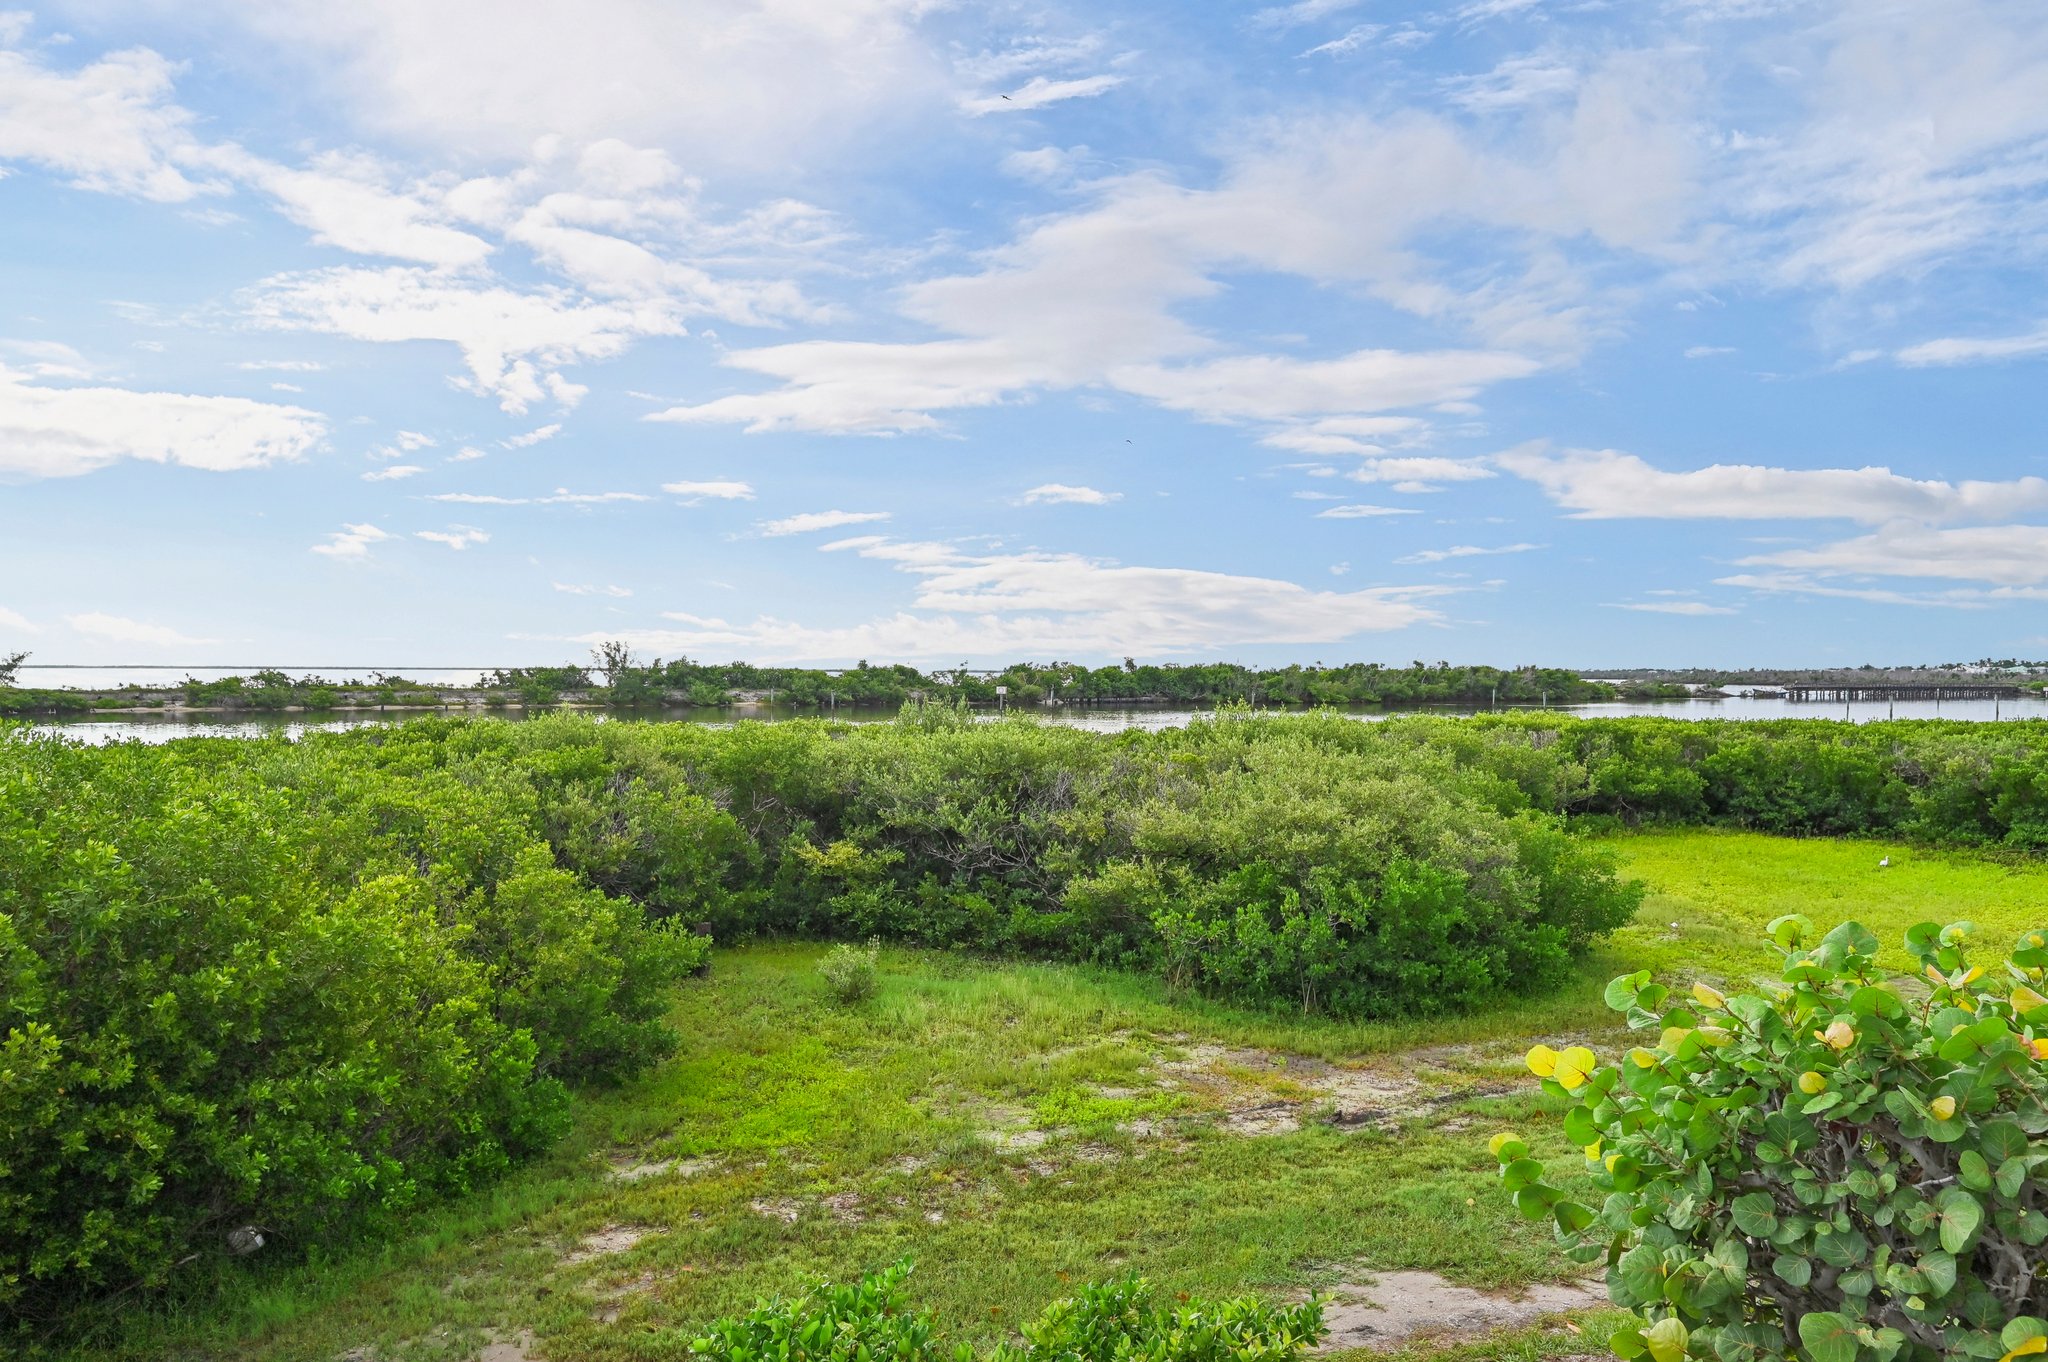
left=1496, top=917, right=2048, bottom=1362
left=0, top=728, right=707, bottom=1325
left=687, top=1258, right=1326, bottom=1362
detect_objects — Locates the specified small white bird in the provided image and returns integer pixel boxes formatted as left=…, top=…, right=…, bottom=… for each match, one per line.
left=1879, top=856, right=1891, bottom=868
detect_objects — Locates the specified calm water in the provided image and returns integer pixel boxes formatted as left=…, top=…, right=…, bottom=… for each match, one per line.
left=20, top=693, right=2048, bottom=745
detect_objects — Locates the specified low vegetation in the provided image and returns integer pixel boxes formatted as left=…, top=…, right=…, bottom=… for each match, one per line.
left=690, top=1259, right=1326, bottom=1362
left=13, top=710, right=2048, bottom=1357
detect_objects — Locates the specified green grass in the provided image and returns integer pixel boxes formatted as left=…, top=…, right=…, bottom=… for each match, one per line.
left=59, top=829, right=2048, bottom=1362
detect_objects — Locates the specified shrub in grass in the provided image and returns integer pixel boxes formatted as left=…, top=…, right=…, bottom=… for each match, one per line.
left=1495, top=916, right=2048, bottom=1362
left=688, top=1258, right=1326, bottom=1362
left=818, top=938, right=882, bottom=1003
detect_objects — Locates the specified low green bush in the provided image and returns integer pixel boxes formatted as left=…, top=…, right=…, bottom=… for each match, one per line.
left=1495, top=917, right=2048, bottom=1362
left=687, top=1259, right=1325, bottom=1362
left=818, top=939, right=881, bottom=1004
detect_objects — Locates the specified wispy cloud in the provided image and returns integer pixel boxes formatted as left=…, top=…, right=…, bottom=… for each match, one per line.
left=416, top=525, right=489, bottom=550
left=1603, top=600, right=1740, bottom=616
left=963, top=74, right=1125, bottom=116
left=663, top=479, right=756, bottom=502
left=310, top=523, right=392, bottom=558
left=1017, top=483, right=1120, bottom=506
left=1395, top=542, right=1542, bottom=564
left=65, top=611, right=218, bottom=646
left=758, top=509, right=892, bottom=536
left=1314, top=504, right=1421, bottom=518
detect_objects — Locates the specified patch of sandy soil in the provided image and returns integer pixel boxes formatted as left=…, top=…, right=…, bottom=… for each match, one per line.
left=606, top=1154, right=715, bottom=1184
left=478, top=1328, right=541, bottom=1362
left=750, top=1197, right=803, bottom=1223
left=1316, top=1271, right=1608, bottom=1352
left=560, top=1225, right=657, bottom=1266
left=1116, top=1038, right=1527, bottom=1139
left=592, top=1271, right=661, bottom=1324
left=821, top=1190, right=866, bottom=1222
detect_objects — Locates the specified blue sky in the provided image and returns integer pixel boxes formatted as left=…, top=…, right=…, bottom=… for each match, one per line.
left=3, top=0, right=2048, bottom=672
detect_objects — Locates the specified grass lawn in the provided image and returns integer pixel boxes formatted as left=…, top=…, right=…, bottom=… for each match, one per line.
left=69, top=830, right=2048, bottom=1362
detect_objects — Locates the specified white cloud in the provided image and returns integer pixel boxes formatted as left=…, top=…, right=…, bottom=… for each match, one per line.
left=0, top=365, right=326, bottom=478
left=1711, top=572, right=2006, bottom=608
left=1018, top=483, right=1120, bottom=506
left=1301, top=24, right=1384, bottom=58
left=653, top=76, right=1694, bottom=442
left=0, top=338, right=93, bottom=379
left=503, top=422, right=562, bottom=448
left=662, top=479, right=755, bottom=501
left=244, top=265, right=689, bottom=413
left=1444, top=54, right=1580, bottom=112
left=66, top=611, right=218, bottom=646
left=759, top=509, right=892, bottom=537
left=1736, top=524, right=2048, bottom=587
left=0, top=41, right=218, bottom=202
left=1499, top=445, right=2048, bottom=523
left=963, top=74, right=1125, bottom=116
left=584, top=535, right=1449, bottom=662
left=452, top=445, right=488, bottom=461
left=1604, top=600, right=1740, bottom=616
left=416, top=525, right=489, bottom=550
left=181, top=0, right=949, bottom=169
left=1347, top=457, right=1496, bottom=487
left=1252, top=0, right=1365, bottom=29
left=1684, top=345, right=1736, bottom=358
left=1111, top=349, right=1541, bottom=423
left=1734, top=0, right=2048, bottom=290
left=553, top=581, right=632, bottom=597
left=361, top=464, right=423, bottom=481
left=311, top=523, right=393, bottom=558
left=0, top=604, right=40, bottom=632
left=235, top=359, right=326, bottom=372
left=1896, top=325, right=2048, bottom=367
left=204, top=144, right=494, bottom=268
left=1395, top=542, right=1542, bottom=564
left=1315, top=504, right=1421, bottom=518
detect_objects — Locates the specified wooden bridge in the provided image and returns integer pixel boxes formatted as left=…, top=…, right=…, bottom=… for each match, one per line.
left=1784, top=684, right=2023, bottom=702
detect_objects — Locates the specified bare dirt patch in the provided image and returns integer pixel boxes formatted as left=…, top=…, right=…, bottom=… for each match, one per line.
left=606, top=1154, right=715, bottom=1184
left=821, top=1190, right=866, bottom=1222
left=750, top=1197, right=803, bottom=1224
left=1316, top=1271, right=1608, bottom=1351
left=478, top=1328, right=542, bottom=1362
left=591, top=1271, right=661, bottom=1324
left=1120, top=1037, right=1527, bottom=1138
left=560, top=1225, right=657, bottom=1266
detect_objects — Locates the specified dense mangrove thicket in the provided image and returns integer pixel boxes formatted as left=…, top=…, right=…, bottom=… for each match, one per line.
left=0, top=730, right=709, bottom=1327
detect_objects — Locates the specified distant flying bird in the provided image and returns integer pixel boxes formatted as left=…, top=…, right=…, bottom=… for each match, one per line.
left=1001, top=94, right=1012, bottom=101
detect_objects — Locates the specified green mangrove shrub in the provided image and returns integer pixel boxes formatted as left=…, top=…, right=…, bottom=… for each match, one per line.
left=0, top=728, right=708, bottom=1325
left=1496, top=917, right=2048, bottom=1362
left=687, top=1258, right=1326, bottom=1362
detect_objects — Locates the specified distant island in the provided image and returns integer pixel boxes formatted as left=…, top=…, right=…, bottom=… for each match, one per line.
left=7, top=648, right=2047, bottom=718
